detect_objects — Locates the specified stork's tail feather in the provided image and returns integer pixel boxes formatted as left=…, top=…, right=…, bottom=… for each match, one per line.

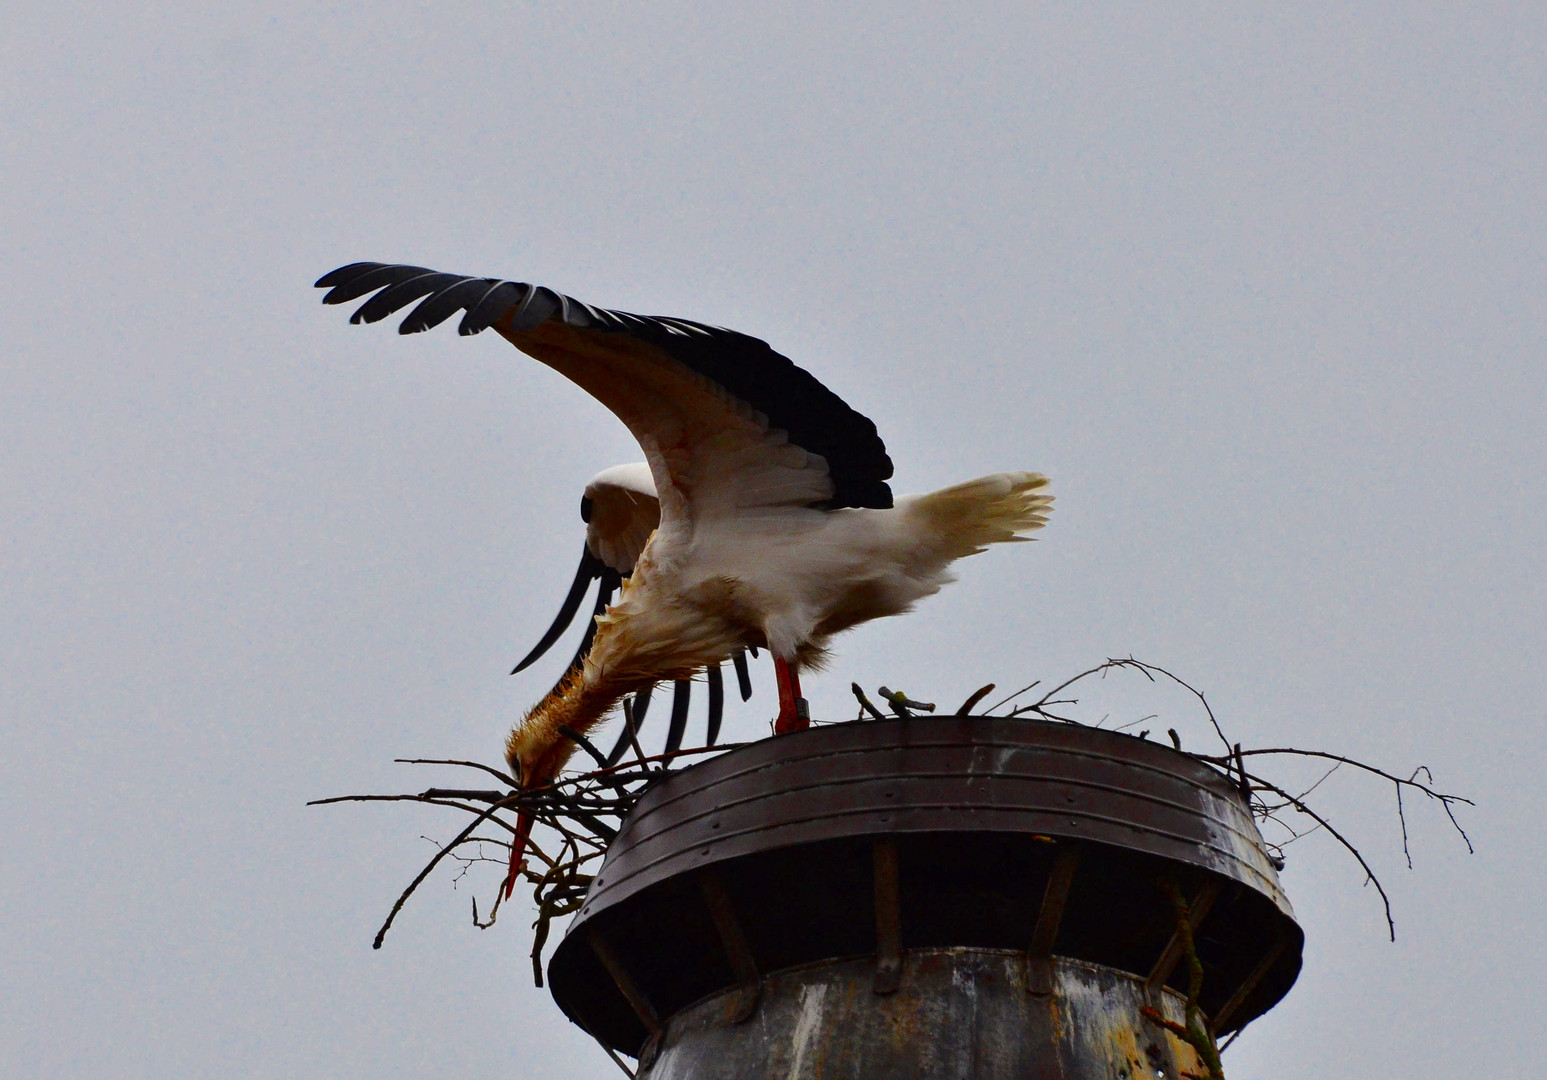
left=907, top=471, right=1053, bottom=561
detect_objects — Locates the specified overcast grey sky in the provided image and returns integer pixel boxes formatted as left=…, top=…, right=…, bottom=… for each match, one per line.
left=3, top=4, right=1543, bottom=1077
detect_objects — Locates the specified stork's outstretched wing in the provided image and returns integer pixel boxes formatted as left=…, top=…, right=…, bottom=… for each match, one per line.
left=316, top=262, right=894, bottom=517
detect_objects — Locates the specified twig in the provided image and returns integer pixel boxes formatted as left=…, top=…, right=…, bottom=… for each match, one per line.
left=1024, top=662, right=1116, bottom=716
left=878, top=686, right=935, bottom=716
left=418, top=788, right=509, bottom=802
left=955, top=683, right=996, bottom=715
left=620, top=697, right=651, bottom=770
left=1104, top=659, right=1233, bottom=756
left=851, top=683, right=886, bottom=720
left=472, top=877, right=504, bottom=929
left=559, top=726, right=609, bottom=769
left=984, top=679, right=1041, bottom=714
left=1245, top=769, right=1397, bottom=940
left=573, top=1013, right=638, bottom=1079
left=1110, top=712, right=1158, bottom=733
left=370, top=797, right=517, bottom=949
left=1212, top=747, right=1474, bottom=855
left=395, top=757, right=517, bottom=786
left=1224, top=750, right=1472, bottom=808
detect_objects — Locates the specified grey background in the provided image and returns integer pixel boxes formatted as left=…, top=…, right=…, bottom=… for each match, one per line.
left=3, top=4, right=1542, bottom=1077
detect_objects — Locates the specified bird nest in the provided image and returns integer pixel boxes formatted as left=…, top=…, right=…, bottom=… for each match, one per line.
left=312, top=658, right=1472, bottom=988
left=312, top=737, right=742, bottom=985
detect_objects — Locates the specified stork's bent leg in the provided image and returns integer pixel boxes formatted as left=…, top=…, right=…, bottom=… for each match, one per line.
left=773, top=657, right=810, bottom=734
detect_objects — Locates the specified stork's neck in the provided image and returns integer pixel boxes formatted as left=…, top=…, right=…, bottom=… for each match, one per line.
left=505, top=666, right=644, bottom=791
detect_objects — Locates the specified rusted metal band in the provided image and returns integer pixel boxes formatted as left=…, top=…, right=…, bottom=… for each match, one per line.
left=697, top=871, right=761, bottom=1023
left=1146, top=878, right=1222, bottom=993
left=1026, top=843, right=1080, bottom=995
left=872, top=837, right=902, bottom=995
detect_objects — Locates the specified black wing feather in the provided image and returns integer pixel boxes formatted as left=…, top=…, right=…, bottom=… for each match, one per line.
left=510, top=548, right=605, bottom=675
left=600, top=681, right=652, bottom=766
left=314, top=262, right=389, bottom=289
left=603, top=707, right=634, bottom=767
left=317, top=260, right=893, bottom=509
left=503, top=284, right=564, bottom=334
left=732, top=650, right=753, bottom=701
left=321, top=264, right=437, bottom=306
left=664, top=680, right=691, bottom=755
left=630, top=681, right=654, bottom=725
left=546, top=570, right=619, bottom=697
left=459, top=281, right=527, bottom=336
left=706, top=663, right=724, bottom=746
left=399, top=278, right=499, bottom=334
left=351, top=272, right=464, bottom=325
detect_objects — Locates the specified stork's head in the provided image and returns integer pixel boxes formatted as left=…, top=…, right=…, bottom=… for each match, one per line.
left=505, top=728, right=570, bottom=792
left=501, top=720, right=559, bottom=902
left=501, top=699, right=577, bottom=900
left=504, top=687, right=584, bottom=794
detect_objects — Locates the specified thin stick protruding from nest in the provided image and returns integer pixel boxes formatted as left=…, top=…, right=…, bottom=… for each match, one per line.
left=985, top=656, right=1473, bottom=941
left=316, top=742, right=746, bottom=966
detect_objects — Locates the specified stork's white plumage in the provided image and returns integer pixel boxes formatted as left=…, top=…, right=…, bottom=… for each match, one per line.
left=316, top=261, right=1053, bottom=889
left=578, top=463, right=658, bottom=574
left=509, top=463, right=753, bottom=763
left=508, top=464, right=657, bottom=681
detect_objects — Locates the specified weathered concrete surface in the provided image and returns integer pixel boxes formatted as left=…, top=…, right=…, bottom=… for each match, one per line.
left=644, top=949, right=1202, bottom=1080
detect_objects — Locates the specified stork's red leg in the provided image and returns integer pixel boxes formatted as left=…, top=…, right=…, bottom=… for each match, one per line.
left=502, top=807, right=534, bottom=899
left=773, top=657, right=810, bottom=734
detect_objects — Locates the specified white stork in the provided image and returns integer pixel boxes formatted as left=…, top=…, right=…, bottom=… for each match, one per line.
left=509, top=463, right=756, bottom=759
left=316, top=261, right=1053, bottom=890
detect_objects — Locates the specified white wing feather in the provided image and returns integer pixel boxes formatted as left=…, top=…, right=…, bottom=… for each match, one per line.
left=500, top=321, right=834, bottom=533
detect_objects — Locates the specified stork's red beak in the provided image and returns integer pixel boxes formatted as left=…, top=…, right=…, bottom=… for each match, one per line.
left=503, top=807, right=534, bottom=899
